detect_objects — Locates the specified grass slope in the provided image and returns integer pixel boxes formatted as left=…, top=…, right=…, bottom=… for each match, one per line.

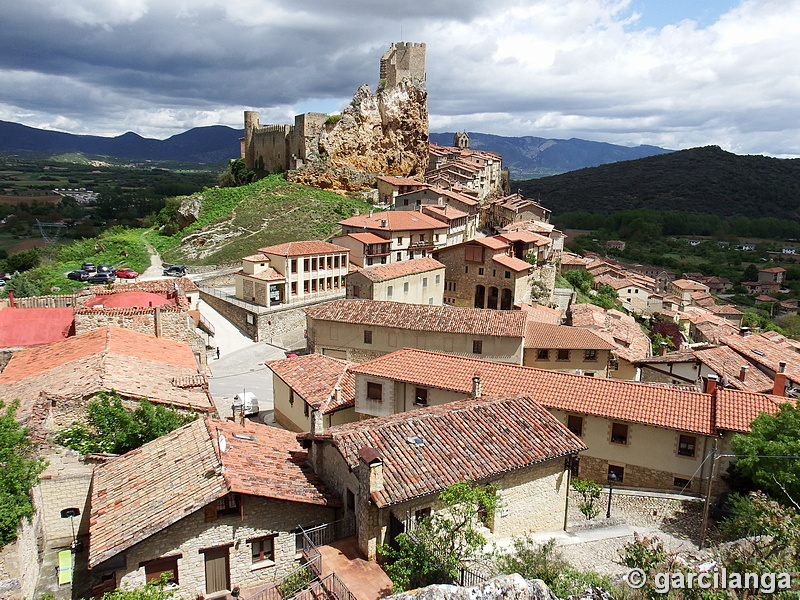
left=146, top=174, right=373, bottom=265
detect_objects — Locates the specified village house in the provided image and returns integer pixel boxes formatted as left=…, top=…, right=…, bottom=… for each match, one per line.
left=568, top=303, right=652, bottom=380
left=432, top=237, right=539, bottom=309
left=482, top=193, right=551, bottom=232
left=758, top=266, right=786, bottom=285
left=234, top=241, right=350, bottom=308
left=523, top=322, right=616, bottom=377
left=345, top=257, right=445, bottom=305
left=721, top=332, right=800, bottom=392
left=328, top=233, right=391, bottom=268
left=605, top=240, right=626, bottom=251
left=426, top=139, right=507, bottom=201
left=594, top=275, right=653, bottom=315
left=375, top=175, right=426, bottom=205
left=394, top=185, right=479, bottom=217
left=668, top=279, right=711, bottom=309
left=304, top=299, right=527, bottom=364
left=337, top=211, right=449, bottom=262
left=300, top=394, right=586, bottom=560
left=346, top=348, right=782, bottom=495
left=88, top=418, right=341, bottom=599
left=267, top=353, right=356, bottom=432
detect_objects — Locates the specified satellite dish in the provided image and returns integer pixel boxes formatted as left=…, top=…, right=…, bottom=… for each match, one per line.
left=218, top=434, right=227, bottom=453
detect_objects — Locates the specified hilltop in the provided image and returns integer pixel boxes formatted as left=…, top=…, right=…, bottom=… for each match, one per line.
left=515, top=145, right=800, bottom=219
left=146, top=174, right=372, bottom=265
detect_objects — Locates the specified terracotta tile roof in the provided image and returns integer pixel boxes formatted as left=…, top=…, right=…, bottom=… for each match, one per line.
left=242, top=253, right=269, bottom=262
left=715, top=389, right=783, bottom=432
left=303, top=394, right=586, bottom=507
left=722, top=334, right=800, bottom=382
left=350, top=348, right=778, bottom=435
left=672, top=279, right=708, bottom=290
left=760, top=267, right=786, bottom=273
left=354, top=257, right=445, bottom=283
left=637, top=349, right=698, bottom=365
left=0, top=307, right=74, bottom=348
left=501, top=219, right=555, bottom=234
left=377, top=175, right=424, bottom=186
left=524, top=323, right=615, bottom=350
left=708, top=304, right=744, bottom=316
left=237, top=267, right=285, bottom=282
left=114, top=277, right=199, bottom=294
left=89, top=418, right=339, bottom=567
left=693, top=346, right=774, bottom=393
left=518, top=303, right=562, bottom=325
left=491, top=253, right=533, bottom=272
left=595, top=275, right=638, bottom=290
left=338, top=211, right=447, bottom=232
left=267, top=354, right=356, bottom=414
left=569, top=304, right=652, bottom=363
left=305, top=300, right=527, bottom=337
left=84, top=291, right=176, bottom=308
left=755, top=295, right=779, bottom=302
left=0, top=327, right=213, bottom=420
left=259, top=241, right=349, bottom=256
left=560, top=253, right=591, bottom=266
left=422, top=205, right=469, bottom=221
left=429, top=187, right=479, bottom=206
left=474, top=237, right=510, bottom=250
left=334, top=232, right=389, bottom=245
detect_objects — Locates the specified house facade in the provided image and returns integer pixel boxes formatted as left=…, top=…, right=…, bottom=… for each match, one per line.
left=337, top=211, right=449, bottom=263
left=304, top=299, right=527, bottom=364
left=523, top=322, right=616, bottom=377
left=234, top=241, right=350, bottom=308
left=345, top=257, right=446, bottom=305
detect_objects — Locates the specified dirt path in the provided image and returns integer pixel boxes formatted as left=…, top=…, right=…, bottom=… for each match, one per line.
left=139, top=232, right=165, bottom=280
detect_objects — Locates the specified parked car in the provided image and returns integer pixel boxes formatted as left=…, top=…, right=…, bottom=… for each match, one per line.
left=115, top=268, right=139, bottom=279
left=163, top=264, right=187, bottom=277
left=233, top=392, right=259, bottom=417
left=67, top=269, right=90, bottom=281
left=86, top=272, right=116, bottom=284
left=0, top=279, right=5, bottom=287
left=81, top=262, right=96, bottom=272
left=97, top=264, right=113, bottom=273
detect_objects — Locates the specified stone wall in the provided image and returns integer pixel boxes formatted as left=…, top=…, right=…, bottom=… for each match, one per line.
left=493, top=462, right=568, bottom=536
left=36, top=473, right=92, bottom=543
left=113, top=495, right=337, bottom=599
left=0, top=512, right=42, bottom=600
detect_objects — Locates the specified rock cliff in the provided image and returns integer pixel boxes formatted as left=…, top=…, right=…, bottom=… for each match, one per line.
left=387, top=575, right=616, bottom=600
left=287, top=78, right=428, bottom=191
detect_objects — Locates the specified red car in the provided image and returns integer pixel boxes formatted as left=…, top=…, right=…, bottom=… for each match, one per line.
left=115, top=268, right=139, bottom=279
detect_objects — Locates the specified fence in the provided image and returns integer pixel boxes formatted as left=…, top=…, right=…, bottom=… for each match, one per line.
left=403, top=531, right=488, bottom=587
left=301, top=517, right=356, bottom=549
left=198, top=312, right=215, bottom=337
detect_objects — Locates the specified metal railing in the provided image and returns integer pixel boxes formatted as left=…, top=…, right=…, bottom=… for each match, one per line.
left=403, top=531, right=487, bottom=587
left=301, top=517, right=356, bottom=549
left=198, top=312, right=215, bottom=336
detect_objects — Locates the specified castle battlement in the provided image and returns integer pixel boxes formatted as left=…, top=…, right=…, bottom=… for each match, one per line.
left=380, top=42, right=426, bottom=87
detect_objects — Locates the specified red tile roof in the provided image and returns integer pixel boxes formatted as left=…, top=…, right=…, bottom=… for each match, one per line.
left=354, top=257, right=444, bottom=283
left=259, top=241, right=349, bottom=256
left=693, top=346, right=774, bottom=393
left=302, top=395, right=586, bottom=507
left=267, top=354, right=356, bottom=414
left=376, top=175, right=424, bottom=186
left=89, top=418, right=339, bottom=567
left=524, top=323, right=615, bottom=350
left=760, top=267, right=786, bottom=273
left=348, top=348, right=778, bottom=435
left=84, top=291, right=176, bottom=308
left=721, top=334, right=800, bottom=383
left=518, top=303, right=562, bottom=325
left=305, top=300, right=527, bottom=338
left=0, top=307, right=74, bottom=348
left=491, top=254, right=534, bottom=272
left=339, top=211, right=447, bottom=232
left=334, top=232, right=389, bottom=245
left=237, top=267, right=285, bottom=282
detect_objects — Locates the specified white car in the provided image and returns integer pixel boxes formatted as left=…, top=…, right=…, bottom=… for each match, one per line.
left=233, top=392, right=259, bottom=416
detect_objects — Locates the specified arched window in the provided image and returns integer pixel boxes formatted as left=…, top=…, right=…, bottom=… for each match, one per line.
left=487, top=287, right=499, bottom=309
left=500, top=288, right=513, bottom=310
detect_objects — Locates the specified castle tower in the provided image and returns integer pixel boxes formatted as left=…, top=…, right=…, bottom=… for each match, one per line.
left=243, top=111, right=261, bottom=169
left=454, top=131, right=470, bottom=149
left=379, top=42, right=426, bottom=88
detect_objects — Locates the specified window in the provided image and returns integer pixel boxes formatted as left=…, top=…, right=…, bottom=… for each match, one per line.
left=422, top=277, right=428, bottom=287
left=478, top=267, right=485, bottom=276
left=504, top=271, right=511, bottom=278
left=145, top=557, right=179, bottom=585
left=536, top=348, right=549, bottom=361
left=250, top=536, right=275, bottom=564
left=291, top=282, right=297, bottom=296
left=216, top=494, right=240, bottom=516
left=567, top=415, right=583, bottom=436
left=435, top=274, right=441, bottom=284
left=678, top=435, right=696, bottom=457
left=472, top=340, right=483, bottom=354
left=419, top=234, right=425, bottom=242
left=403, top=282, right=409, bottom=293
left=367, top=382, right=383, bottom=401
left=303, top=258, right=310, bottom=272
left=288, top=390, right=295, bottom=406
left=387, top=285, right=393, bottom=297
left=557, top=349, right=570, bottom=361
left=396, top=252, right=402, bottom=261
left=397, top=236, right=403, bottom=245
left=434, top=234, right=440, bottom=242
left=415, top=507, right=431, bottom=524
left=608, top=464, right=625, bottom=483
left=311, top=258, right=317, bottom=271
left=303, top=281, right=309, bottom=294
left=290, top=259, right=298, bottom=273
left=465, top=245, right=483, bottom=262
left=584, top=349, right=598, bottom=361
left=246, top=313, right=255, bottom=325
left=414, top=387, right=428, bottom=406
left=611, top=423, right=628, bottom=445
left=303, top=402, right=309, bottom=417
left=364, top=330, right=373, bottom=344
left=465, top=266, right=469, bottom=273
left=353, top=285, right=361, bottom=298
left=673, top=477, right=692, bottom=489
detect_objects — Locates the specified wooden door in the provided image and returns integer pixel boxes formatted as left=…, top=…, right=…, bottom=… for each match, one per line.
left=204, top=547, right=230, bottom=594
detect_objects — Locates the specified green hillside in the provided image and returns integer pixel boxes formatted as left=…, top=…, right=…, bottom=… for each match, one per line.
left=515, top=146, right=800, bottom=219
left=146, top=174, right=373, bottom=265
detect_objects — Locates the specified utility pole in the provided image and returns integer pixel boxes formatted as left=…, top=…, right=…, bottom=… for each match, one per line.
left=699, top=439, right=718, bottom=549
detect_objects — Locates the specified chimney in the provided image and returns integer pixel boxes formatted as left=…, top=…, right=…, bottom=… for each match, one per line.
left=231, top=395, right=245, bottom=425
left=310, top=409, right=324, bottom=436
left=332, top=386, right=341, bottom=406
left=659, top=342, right=668, bottom=356
left=739, top=326, right=750, bottom=336
left=738, top=365, right=749, bottom=382
left=705, top=374, right=718, bottom=396
left=773, top=361, right=787, bottom=396
left=381, top=219, right=388, bottom=228
left=153, top=304, right=162, bottom=337
left=359, top=447, right=384, bottom=494
left=471, top=374, right=482, bottom=399
left=7, top=289, right=14, bottom=308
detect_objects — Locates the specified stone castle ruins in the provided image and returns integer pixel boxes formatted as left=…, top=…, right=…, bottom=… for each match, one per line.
left=241, top=43, right=429, bottom=191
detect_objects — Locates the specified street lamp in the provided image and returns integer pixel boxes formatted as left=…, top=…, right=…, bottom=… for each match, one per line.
left=606, top=471, right=619, bottom=518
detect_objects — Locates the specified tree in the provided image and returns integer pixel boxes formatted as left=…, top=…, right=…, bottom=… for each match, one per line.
left=729, top=402, right=800, bottom=503
left=94, top=574, right=176, bottom=600
left=0, top=400, right=47, bottom=546
left=564, top=269, right=594, bottom=294
left=379, top=481, right=498, bottom=592
left=571, top=478, right=601, bottom=520
left=649, top=319, right=681, bottom=351
left=53, top=393, right=196, bottom=455
left=742, top=263, right=760, bottom=282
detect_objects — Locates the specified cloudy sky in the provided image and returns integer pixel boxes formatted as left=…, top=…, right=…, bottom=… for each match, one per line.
left=1, top=0, right=798, bottom=157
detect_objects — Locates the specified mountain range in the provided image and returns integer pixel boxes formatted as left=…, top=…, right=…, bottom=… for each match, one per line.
left=0, top=121, right=670, bottom=175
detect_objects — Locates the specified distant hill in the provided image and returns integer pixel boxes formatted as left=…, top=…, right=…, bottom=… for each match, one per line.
left=430, top=132, right=671, bottom=178
left=0, top=121, right=243, bottom=162
left=515, top=145, right=800, bottom=219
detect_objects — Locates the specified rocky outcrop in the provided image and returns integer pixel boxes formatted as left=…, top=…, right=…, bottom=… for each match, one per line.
left=287, top=77, right=428, bottom=191
left=175, top=195, right=201, bottom=229
left=387, top=575, right=616, bottom=600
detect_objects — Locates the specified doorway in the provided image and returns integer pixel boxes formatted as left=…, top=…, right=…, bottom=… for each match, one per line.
left=203, top=547, right=230, bottom=594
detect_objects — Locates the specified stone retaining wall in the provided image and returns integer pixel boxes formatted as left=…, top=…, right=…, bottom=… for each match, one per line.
left=0, top=508, right=43, bottom=600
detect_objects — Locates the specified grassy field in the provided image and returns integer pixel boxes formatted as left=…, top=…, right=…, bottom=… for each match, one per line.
left=146, top=174, right=374, bottom=265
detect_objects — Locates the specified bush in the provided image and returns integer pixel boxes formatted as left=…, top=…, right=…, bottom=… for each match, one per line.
left=571, top=478, right=601, bottom=520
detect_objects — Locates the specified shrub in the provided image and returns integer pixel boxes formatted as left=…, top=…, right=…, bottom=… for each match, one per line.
left=571, top=478, right=601, bottom=520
